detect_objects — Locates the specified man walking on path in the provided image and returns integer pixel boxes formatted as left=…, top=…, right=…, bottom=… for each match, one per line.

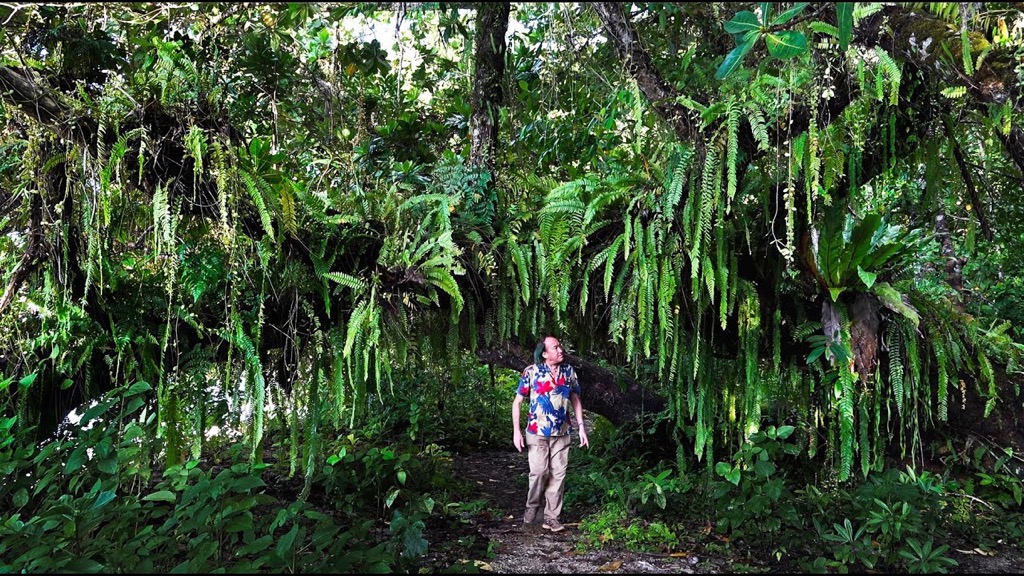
left=512, top=335, right=589, bottom=532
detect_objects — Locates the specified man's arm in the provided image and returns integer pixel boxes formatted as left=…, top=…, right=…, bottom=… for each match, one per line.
left=512, top=393, right=525, bottom=452
left=571, top=392, right=589, bottom=448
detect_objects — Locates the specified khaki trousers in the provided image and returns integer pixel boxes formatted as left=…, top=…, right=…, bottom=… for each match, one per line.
left=524, top=433, right=571, bottom=522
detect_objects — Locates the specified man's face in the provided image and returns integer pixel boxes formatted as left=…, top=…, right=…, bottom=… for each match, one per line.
left=543, top=337, right=564, bottom=365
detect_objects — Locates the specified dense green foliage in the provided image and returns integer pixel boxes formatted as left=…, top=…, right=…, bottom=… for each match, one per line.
left=2, top=1, right=1024, bottom=572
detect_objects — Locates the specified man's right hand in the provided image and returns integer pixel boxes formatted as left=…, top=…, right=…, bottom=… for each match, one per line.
left=513, top=429, right=524, bottom=452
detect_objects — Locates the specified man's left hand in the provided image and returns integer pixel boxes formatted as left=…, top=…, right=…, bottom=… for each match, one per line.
left=578, top=426, right=589, bottom=448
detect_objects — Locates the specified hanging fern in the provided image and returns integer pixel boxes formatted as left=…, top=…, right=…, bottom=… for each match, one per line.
left=745, top=102, right=771, bottom=152
left=979, top=351, right=996, bottom=417
left=838, top=362, right=856, bottom=482
left=932, top=336, right=949, bottom=421
left=859, top=393, right=870, bottom=478
left=691, top=141, right=719, bottom=295
left=726, top=96, right=740, bottom=206
left=241, top=170, right=276, bottom=239
left=887, top=320, right=905, bottom=419
left=873, top=46, right=902, bottom=106
left=660, top=145, right=694, bottom=215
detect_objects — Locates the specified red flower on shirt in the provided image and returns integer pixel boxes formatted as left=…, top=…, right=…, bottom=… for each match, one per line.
left=527, top=421, right=538, bottom=434
left=536, top=379, right=553, bottom=395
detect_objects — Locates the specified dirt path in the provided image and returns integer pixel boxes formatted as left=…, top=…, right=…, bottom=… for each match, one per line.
left=421, top=448, right=1024, bottom=574
left=427, top=449, right=724, bottom=574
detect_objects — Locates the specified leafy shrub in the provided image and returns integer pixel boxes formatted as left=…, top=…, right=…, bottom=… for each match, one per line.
left=0, top=380, right=459, bottom=573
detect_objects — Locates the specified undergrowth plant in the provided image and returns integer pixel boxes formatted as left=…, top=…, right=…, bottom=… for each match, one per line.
left=0, top=380, right=466, bottom=573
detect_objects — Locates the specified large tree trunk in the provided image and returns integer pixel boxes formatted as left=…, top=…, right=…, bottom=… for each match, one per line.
left=469, top=2, right=509, bottom=172
left=849, top=293, right=880, bottom=386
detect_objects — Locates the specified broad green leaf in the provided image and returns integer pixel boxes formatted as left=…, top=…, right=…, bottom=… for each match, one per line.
left=754, top=459, right=776, bottom=478
left=123, top=396, right=145, bottom=416
left=64, top=445, right=88, bottom=473
left=236, top=535, right=274, bottom=556
left=723, top=11, right=761, bottom=34
left=829, top=341, right=851, bottom=363
left=303, top=510, right=331, bottom=521
left=807, top=346, right=825, bottom=364
left=725, top=465, right=741, bottom=486
left=231, top=475, right=266, bottom=492
left=80, top=400, right=114, bottom=425
left=402, top=523, right=428, bottom=558
left=63, top=559, right=105, bottom=573
left=92, top=490, right=117, bottom=510
left=275, top=524, right=300, bottom=560
left=829, top=286, right=845, bottom=302
left=97, top=456, right=117, bottom=475
left=765, top=30, right=807, bottom=59
left=715, top=32, right=759, bottom=80
left=776, top=425, right=796, bottom=439
left=714, top=461, right=732, bottom=477
left=841, top=212, right=883, bottom=273
left=773, top=3, right=809, bottom=25
left=127, top=381, right=152, bottom=395
left=873, top=282, right=920, bottom=327
left=249, top=136, right=268, bottom=158
left=224, top=514, right=254, bottom=533
left=837, top=2, right=854, bottom=50
left=143, top=490, right=177, bottom=502
left=857, top=266, right=877, bottom=289
left=18, top=373, right=37, bottom=389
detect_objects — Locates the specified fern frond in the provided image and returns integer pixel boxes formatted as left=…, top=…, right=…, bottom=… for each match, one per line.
left=322, top=271, right=366, bottom=292
left=726, top=96, right=740, bottom=205
left=241, top=170, right=276, bottom=239
left=873, top=46, right=902, bottom=105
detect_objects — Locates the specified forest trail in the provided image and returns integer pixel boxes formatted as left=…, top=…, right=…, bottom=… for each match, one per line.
left=427, top=449, right=725, bottom=574
left=419, top=448, right=1024, bottom=574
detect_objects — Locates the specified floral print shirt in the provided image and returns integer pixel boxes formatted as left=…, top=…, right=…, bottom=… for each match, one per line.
left=517, top=363, right=580, bottom=437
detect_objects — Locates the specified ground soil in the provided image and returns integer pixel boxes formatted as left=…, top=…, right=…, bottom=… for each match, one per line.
left=418, top=448, right=1024, bottom=574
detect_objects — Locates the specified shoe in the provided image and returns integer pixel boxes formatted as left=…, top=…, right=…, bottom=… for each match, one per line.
left=522, top=520, right=542, bottom=533
left=523, top=508, right=540, bottom=524
left=542, top=518, right=565, bottom=532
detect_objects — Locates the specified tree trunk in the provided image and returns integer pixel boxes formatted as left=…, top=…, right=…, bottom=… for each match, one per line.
left=934, top=205, right=966, bottom=310
left=469, top=2, right=509, bottom=172
left=849, top=293, right=880, bottom=386
left=949, top=125, right=994, bottom=242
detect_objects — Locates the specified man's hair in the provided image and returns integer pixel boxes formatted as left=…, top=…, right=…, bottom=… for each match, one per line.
left=533, top=337, right=549, bottom=365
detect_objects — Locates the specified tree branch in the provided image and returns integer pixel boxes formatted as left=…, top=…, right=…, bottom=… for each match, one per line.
left=590, top=2, right=701, bottom=144
left=475, top=341, right=667, bottom=427
left=0, top=65, right=95, bottom=140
